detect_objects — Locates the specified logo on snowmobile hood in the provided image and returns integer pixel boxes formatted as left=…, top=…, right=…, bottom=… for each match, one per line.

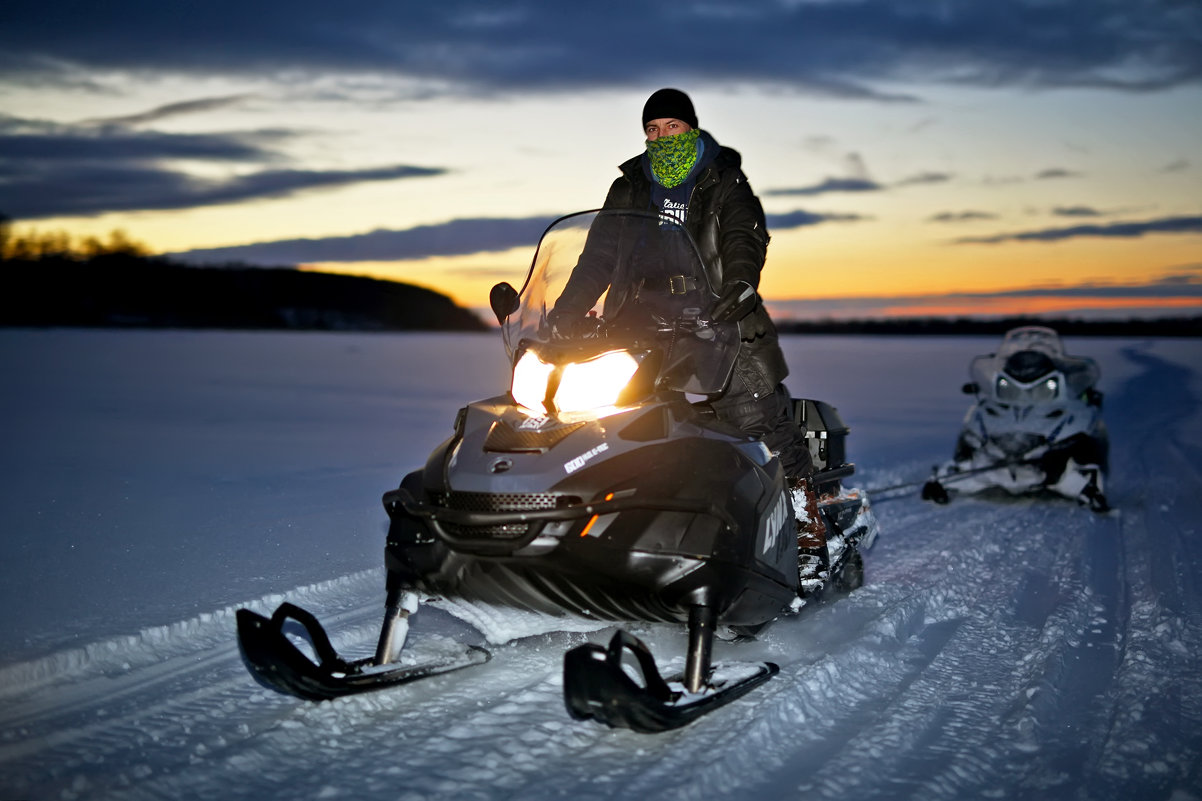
left=517, top=416, right=555, bottom=431
left=564, top=442, right=609, bottom=474
left=760, top=490, right=789, bottom=557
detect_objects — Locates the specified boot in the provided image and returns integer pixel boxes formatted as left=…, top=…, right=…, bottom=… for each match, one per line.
left=790, top=476, right=830, bottom=590
left=1079, top=470, right=1110, bottom=513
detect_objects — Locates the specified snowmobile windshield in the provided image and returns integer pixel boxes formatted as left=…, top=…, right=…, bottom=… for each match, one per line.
left=969, top=326, right=1102, bottom=403
left=996, top=326, right=1067, bottom=359
left=500, top=209, right=739, bottom=399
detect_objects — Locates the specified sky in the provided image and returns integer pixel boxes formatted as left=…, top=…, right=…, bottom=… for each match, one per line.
left=1, top=0, right=1200, bottom=321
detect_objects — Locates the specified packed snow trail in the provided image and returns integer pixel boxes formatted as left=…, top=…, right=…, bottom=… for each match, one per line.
left=1, top=334, right=1200, bottom=800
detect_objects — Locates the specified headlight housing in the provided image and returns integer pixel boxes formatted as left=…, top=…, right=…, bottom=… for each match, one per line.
left=996, top=373, right=1060, bottom=404
left=511, top=348, right=642, bottom=416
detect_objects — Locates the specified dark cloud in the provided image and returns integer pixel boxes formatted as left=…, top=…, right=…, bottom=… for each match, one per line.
left=767, top=210, right=869, bottom=229
left=766, top=273, right=1202, bottom=320
left=1034, top=168, right=1083, bottom=180
left=768, top=170, right=955, bottom=197
left=81, top=95, right=256, bottom=126
left=2, top=1, right=1198, bottom=97
left=895, top=171, right=953, bottom=187
left=765, top=178, right=883, bottom=197
left=992, top=276, right=1202, bottom=298
left=169, top=216, right=558, bottom=265
left=954, top=215, right=1202, bottom=244
left=1151, top=265, right=1202, bottom=284
left=165, top=208, right=867, bottom=265
left=928, top=211, right=999, bottom=223
left=978, top=168, right=1086, bottom=186
left=0, top=115, right=275, bottom=162
left=0, top=115, right=445, bottom=218
left=1052, top=205, right=1103, bottom=217
left=2, top=162, right=445, bottom=219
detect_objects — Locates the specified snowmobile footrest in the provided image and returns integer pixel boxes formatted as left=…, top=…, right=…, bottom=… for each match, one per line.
left=563, top=630, right=778, bottom=733
left=236, top=603, right=489, bottom=701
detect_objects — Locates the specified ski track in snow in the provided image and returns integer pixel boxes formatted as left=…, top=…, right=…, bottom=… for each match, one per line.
left=2, top=334, right=1201, bottom=800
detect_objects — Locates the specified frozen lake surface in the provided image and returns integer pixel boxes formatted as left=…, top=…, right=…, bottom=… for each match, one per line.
left=2, top=329, right=1200, bottom=800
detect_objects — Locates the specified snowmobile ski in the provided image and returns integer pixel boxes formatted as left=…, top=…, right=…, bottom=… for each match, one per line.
left=920, top=454, right=1043, bottom=504
left=236, top=603, right=489, bottom=702
left=563, top=630, right=779, bottom=733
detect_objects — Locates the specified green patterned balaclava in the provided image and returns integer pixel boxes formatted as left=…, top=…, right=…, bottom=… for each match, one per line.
left=646, top=129, right=701, bottom=188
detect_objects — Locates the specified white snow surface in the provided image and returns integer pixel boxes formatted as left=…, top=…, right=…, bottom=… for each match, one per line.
left=2, top=329, right=1201, bottom=800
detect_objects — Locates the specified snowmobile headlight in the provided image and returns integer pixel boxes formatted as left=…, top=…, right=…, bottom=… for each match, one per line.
left=556, top=351, right=641, bottom=413
left=1030, top=376, right=1059, bottom=402
left=512, top=349, right=557, bottom=413
left=996, top=374, right=1060, bottom=403
left=511, top=349, right=641, bottom=416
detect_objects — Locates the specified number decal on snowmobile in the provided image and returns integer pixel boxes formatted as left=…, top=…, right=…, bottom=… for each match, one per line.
left=760, top=490, right=789, bottom=557
left=564, top=442, right=609, bottom=474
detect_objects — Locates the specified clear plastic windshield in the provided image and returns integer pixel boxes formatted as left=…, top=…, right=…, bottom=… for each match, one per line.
left=969, top=326, right=1101, bottom=403
left=501, top=209, right=739, bottom=396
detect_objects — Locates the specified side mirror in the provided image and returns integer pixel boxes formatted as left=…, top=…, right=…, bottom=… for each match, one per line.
left=489, top=282, right=520, bottom=325
left=961, top=382, right=979, bottom=395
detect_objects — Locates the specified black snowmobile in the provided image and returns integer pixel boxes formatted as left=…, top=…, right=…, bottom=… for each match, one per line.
left=237, top=209, right=879, bottom=732
left=922, top=325, right=1110, bottom=512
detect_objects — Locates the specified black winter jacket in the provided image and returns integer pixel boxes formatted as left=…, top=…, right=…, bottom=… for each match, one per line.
left=602, top=141, right=790, bottom=398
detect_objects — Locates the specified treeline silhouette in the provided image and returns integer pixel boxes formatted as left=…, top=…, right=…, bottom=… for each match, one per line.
left=775, top=316, right=1202, bottom=337
left=1, top=219, right=487, bottom=332
left=2, top=219, right=1196, bottom=336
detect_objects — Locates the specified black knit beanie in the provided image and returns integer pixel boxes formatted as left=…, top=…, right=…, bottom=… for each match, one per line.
left=642, top=88, right=698, bottom=129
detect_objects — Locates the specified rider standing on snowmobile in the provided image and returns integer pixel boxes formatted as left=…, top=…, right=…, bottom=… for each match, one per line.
left=548, top=88, right=828, bottom=575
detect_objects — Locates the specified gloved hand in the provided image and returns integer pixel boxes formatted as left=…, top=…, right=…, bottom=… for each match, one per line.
left=741, top=307, right=769, bottom=339
left=547, top=308, right=585, bottom=340
left=711, top=280, right=758, bottom=323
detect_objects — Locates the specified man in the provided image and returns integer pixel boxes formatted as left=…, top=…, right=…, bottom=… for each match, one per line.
left=550, top=88, right=829, bottom=584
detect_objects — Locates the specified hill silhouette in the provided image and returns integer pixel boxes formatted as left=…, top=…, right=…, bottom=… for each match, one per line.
left=2, top=253, right=488, bottom=332
left=2, top=250, right=1197, bottom=337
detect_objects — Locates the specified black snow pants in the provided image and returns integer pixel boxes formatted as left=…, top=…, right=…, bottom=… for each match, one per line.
left=709, top=374, right=813, bottom=480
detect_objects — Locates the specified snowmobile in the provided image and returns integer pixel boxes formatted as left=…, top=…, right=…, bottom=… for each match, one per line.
left=237, top=209, right=879, bottom=732
left=921, top=325, right=1109, bottom=512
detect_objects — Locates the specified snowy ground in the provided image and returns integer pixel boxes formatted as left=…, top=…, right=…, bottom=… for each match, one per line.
left=1, top=329, right=1200, bottom=800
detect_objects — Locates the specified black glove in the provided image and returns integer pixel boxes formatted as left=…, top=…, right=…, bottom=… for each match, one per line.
left=547, top=308, right=584, bottom=340
left=742, top=307, right=769, bottom=339
left=711, top=280, right=758, bottom=323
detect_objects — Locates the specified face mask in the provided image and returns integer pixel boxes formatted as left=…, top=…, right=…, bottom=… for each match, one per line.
left=646, top=128, right=701, bottom=188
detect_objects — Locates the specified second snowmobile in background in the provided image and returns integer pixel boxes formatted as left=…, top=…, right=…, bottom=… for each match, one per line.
left=237, top=209, right=879, bottom=732
left=922, top=325, right=1109, bottom=512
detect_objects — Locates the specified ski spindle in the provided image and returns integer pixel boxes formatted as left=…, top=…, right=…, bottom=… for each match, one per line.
left=684, top=605, right=717, bottom=693
left=374, top=589, right=420, bottom=666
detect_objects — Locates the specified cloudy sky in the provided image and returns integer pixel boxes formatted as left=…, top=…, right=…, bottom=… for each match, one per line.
left=2, top=0, right=1200, bottom=320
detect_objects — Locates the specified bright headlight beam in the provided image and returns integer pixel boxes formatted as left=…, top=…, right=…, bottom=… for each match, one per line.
left=510, top=349, right=641, bottom=415
left=555, top=351, right=640, bottom=413
left=512, top=350, right=555, bottom=413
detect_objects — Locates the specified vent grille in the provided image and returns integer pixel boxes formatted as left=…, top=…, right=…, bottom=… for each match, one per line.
left=431, top=491, right=577, bottom=540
